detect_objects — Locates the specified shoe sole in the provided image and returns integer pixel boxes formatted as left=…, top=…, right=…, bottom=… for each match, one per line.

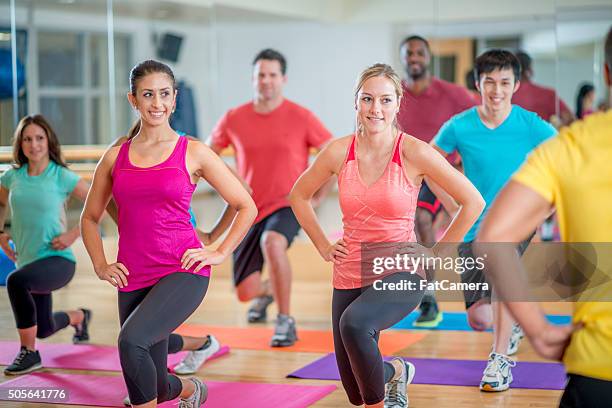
left=270, top=339, right=296, bottom=347
left=270, top=330, right=298, bottom=347
left=247, top=314, right=267, bottom=323
left=4, top=362, right=42, bottom=376
left=412, top=312, right=443, bottom=328
left=405, top=361, right=416, bottom=385
left=480, top=382, right=511, bottom=392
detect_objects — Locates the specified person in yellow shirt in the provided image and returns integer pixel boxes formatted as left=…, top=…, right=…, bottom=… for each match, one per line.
left=476, top=26, right=612, bottom=407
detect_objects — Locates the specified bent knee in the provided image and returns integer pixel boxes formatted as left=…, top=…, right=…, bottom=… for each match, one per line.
left=261, top=231, right=287, bottom=255
left=339, top=315, right=371, bottom=339
left=36, top=328, right=54, bottom=339
left=467, top=303, right=493, bottom=331
left=6, top=272, right=26, bottom=290
left=236, top=280, right=259, bottom=302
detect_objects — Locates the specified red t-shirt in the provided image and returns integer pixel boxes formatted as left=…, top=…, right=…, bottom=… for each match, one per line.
left=512, top=80, right=571, bottom=122
left=211, top=99, right=332, bottom=222
left=397, top=77, right=477, bottom=143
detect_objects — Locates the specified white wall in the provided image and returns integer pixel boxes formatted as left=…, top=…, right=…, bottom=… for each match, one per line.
left=213, top=22, right=393, bottom=137
left=2, top=4, right=609, bottom=142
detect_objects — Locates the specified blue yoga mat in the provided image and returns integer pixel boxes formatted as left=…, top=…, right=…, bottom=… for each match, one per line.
left=392, top=311, right=571, bottom=331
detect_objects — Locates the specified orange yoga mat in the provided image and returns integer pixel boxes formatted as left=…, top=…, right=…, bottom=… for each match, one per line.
left=174, top=325, right=426, bottom=354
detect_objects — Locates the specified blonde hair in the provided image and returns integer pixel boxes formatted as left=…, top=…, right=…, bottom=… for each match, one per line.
left=354, top=63, right=403, bottom=104
left=354, top=63, right=403, bottom=134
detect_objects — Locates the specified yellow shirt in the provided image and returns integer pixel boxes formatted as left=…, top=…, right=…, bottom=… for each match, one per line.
left=513, top=110, right=612, bottom=381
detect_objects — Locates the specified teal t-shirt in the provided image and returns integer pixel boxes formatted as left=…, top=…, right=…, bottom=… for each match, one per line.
left=1, top=161, right=80, bottom=267
left=433, top=105, right=557, bottom=241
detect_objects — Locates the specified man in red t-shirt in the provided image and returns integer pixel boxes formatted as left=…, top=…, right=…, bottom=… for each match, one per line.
left=208, top=49, right=332, bottom=347
left=513, top=51, right=574, bottom=127
left=397, top=35, right=477, bottom=327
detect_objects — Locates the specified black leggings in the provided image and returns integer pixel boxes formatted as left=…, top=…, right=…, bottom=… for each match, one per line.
left=333, top=272, right=424, bottom=406
left=559, top=374, right=612, bottom=408
left=6, top=256, right=76, bottom=338
left=118, top=272, right=209, bottom=405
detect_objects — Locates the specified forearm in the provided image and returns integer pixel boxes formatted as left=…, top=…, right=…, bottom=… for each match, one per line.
left=67, top=224, right=81, bottom=241
left=311, top=177, right=335, bottom=207
left=433, top=200, right=483, bottom=257
left=209, top=204, right=238, bottom=243
left=215, top=203, right=257, bottom=257
left=291, top=196, right=330, bottom=255
left=504, top=302, right=548, bottom=338
left=80, top=217, right=109, bottom=271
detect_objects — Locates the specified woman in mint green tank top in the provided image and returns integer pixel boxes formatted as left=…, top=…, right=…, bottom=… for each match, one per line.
left=0, top=115, right=93, bottom=375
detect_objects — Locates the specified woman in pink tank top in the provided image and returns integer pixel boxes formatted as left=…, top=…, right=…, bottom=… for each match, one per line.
left=291, top=64, right=484, bottom=407
left=81, top=60, right=256, bottom=407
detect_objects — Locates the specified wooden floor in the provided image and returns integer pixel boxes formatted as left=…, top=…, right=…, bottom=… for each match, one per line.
left=0, top=239, right=572, bottom=407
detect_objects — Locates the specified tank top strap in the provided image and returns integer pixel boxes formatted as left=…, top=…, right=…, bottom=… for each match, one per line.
left=391, top=132, right=404, bottom=166
left=345, top=135, right=357, bottom=163
left=165, top=135, right=188, bottom=167
left=114, top=139, right=133, bottom=171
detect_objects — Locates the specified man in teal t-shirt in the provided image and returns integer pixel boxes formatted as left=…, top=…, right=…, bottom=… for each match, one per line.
left=432, top=49, right=556, bottom=393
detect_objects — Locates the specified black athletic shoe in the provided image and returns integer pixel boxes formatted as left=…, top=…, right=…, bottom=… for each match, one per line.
left=413, top=295, right=443, bottom=328
left=73, top=308, right=92, bottom=344
left=247, top=295, right=274, bottom=323
left=4, top=347, right=42, bottom=375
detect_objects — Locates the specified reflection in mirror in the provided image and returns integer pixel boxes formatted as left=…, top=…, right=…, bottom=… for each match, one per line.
left=555, top=7, right=612, bottom=120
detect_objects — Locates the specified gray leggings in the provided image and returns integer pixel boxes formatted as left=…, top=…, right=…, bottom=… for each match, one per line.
left=118, top=272, right=209, bottom=405
left=333, top=272, right=424, bottom=406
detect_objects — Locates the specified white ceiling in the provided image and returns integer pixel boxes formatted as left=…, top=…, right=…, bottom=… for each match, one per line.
left=11, top=0, right=612, bottom=44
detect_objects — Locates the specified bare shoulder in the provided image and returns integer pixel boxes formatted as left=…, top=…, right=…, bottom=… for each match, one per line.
left=401, top=134, right=441, bottom=171
left=102, top=145, right=121, bottom=161
left=322, top=135, right=352, bottom=157
left=187, top=139, right=216, bottom=159
left=109, top=136, right=128, bottom=148
left=401, top=134, right=431, bottom=158
left=98, top=145, right=121, bottom=173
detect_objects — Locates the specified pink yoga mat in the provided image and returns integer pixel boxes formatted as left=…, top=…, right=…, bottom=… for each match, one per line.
left=0, top=341, right=229, bottom=372
left=0, top=372, right=337, bottom=407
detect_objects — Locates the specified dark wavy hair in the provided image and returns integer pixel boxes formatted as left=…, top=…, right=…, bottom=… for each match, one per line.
left=12, top=114, right=67, bottom=168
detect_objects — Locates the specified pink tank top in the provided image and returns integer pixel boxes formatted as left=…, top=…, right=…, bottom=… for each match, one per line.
left=334, top=133, right=420, bottom=289
left=112, top=136, right=209, bottom=292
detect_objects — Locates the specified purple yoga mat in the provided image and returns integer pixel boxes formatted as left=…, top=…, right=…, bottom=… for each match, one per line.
left=0, top=372, right=337, bottom=408
left=0, top=341, right=229, bottom=372
left=288, top=353, right=567, bottom=390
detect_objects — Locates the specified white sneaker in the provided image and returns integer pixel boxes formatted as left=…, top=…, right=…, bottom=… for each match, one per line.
left=174, top=335, right=221, bottom=375
left=480, top=352, right=515, bottom=392
left=507, top=323, right=524, bottom=356
left=384, top=358, right=415, bottom=408
left=179, top=377, right=207, bottom=408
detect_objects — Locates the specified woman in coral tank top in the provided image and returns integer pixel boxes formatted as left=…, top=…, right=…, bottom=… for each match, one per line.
left=81, top=60, right=256, bottom=408
left=290, top=64, right=484, bottom=408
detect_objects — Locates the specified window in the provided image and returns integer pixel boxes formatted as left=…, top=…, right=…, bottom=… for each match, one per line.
left=37, top=30, right=132, bottom=145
